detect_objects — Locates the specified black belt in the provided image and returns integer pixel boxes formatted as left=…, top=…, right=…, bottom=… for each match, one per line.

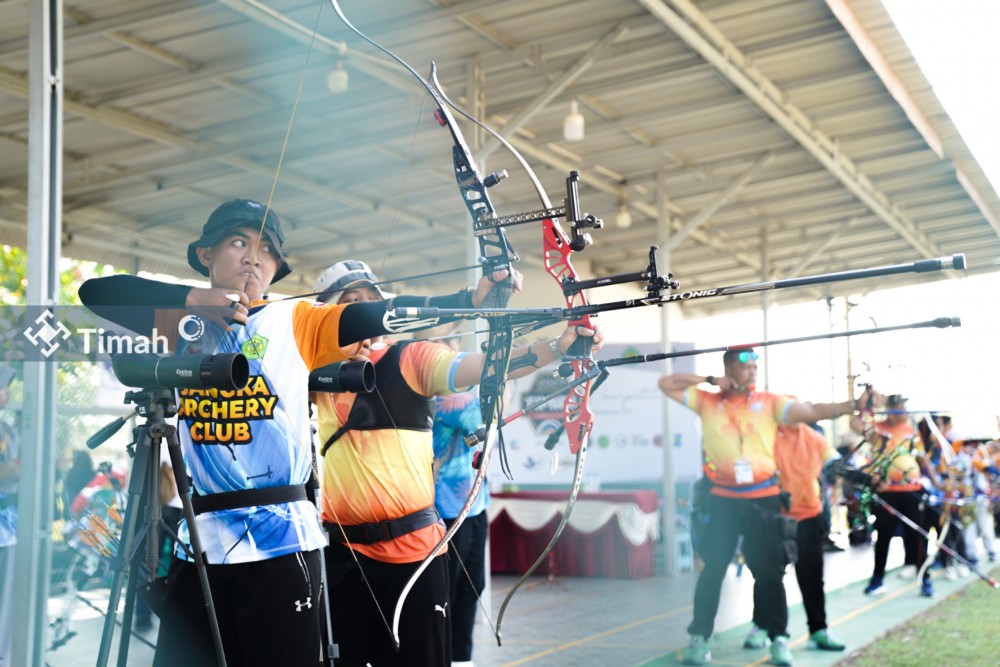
left=191, top=484, right=308, bottom=515
left=324, top=506, right=440, bottom=545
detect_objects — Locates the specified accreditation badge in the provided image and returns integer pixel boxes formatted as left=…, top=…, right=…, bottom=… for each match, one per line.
left=733, top=458, right=754, bottom=485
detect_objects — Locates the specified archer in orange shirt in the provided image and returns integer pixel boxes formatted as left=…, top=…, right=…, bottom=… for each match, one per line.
left=659, top=350, right=869, bottom=666
left=852, top=394, right=933, bottom=597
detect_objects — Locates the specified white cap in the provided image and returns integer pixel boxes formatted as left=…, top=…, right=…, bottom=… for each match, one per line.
left=312, top=259, right=394, bottom=304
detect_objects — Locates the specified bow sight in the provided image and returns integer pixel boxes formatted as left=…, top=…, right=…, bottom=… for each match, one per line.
left=473, top=170, right=603, bottom=253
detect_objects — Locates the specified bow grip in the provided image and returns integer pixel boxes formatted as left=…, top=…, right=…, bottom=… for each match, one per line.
left=479, top=272, right=514, bottom=310
left=565, top=315, right=593, bottom=358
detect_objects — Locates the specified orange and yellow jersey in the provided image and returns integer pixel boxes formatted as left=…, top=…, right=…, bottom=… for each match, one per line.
left=317, top=341, right=462, bottom=564
left=867, top=421, right=922, bottom=491
left=683, top=388, right=794, bottom=498
left=774, top=423, right=838, bottom=521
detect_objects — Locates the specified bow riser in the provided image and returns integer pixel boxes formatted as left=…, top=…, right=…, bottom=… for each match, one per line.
left=542, top=216, right=595, bottom=454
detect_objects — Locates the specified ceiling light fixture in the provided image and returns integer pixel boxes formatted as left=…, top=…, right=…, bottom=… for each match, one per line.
left=326, top=61, right=349, bottom=94
left=563, top=99, right=585, bottom=142
left=615, top=181, right=632, bottom=229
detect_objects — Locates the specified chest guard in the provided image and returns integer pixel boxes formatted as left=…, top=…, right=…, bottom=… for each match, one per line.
left=320, top=342, right=435, bottom=455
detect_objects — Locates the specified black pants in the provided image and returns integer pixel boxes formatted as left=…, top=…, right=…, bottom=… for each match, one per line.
left=690, top=494, right=788, bottom=640
left=445, top=511, right=488, bottom=662
left=153, top=550, right=325, bottom=667
left=325, top=542, right=451, bottom=667
left=793, top=515, right=828, bottom=634
left=872, top=490, right=928, bottom=580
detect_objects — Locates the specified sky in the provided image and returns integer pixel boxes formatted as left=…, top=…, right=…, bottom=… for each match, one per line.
left=664, top=0, right=1000, bottom=437
left=881, top=0, right=1000, bottom=192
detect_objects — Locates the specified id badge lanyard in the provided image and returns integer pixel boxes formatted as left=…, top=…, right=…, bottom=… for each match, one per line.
left=725, top=395, right=754, bottom=485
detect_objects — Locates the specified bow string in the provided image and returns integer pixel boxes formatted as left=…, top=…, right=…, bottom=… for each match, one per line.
left=427, top=63, right=605, bottom=645
left=325, top=0, right=526, bottom=648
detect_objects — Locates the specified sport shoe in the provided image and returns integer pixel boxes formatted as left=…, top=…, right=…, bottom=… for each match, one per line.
left=807, top=629, right=845, bottom=651
left=897, top=564, right=917, bottom=579
left=944, top=566, right=958, bottom=580
left=864, top=577, right=885, bottom=596
left=769, top=636, right=794, bottom=666
left=681, top=635, right=711, bottom=665
left=920, top=578, right=934, bottom=597
left=743, top=625, right=770, bottom=649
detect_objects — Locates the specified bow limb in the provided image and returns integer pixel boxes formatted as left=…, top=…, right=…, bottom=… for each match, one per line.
left=494, top=427, right=588, bottom=646
left=392, top=320, right=512, bottom=648
left=328, top=0, right=516, bottom=300
left=432, top=66, right=600, bottom=637
left=328, top=0, right=520, bottom=647
left=922, top=411, right=955, bottom=468
left=431, top=70, right=596, bottom=455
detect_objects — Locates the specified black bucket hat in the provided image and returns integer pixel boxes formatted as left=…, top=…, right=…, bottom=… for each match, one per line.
left=187, top=199, right=291, bottom=283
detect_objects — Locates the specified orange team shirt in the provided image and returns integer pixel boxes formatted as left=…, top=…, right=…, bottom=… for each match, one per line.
left=868, top=421, right=922, bottom=491
left=316, top=341, right=461, bottom=564
left=683, top=388, right=794, bottom=498
left=774, top=423, right=839, bottom=521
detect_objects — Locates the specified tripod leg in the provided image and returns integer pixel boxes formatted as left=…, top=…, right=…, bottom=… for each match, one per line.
left=115, top=431, right=164, bottom=667
left=318, top=540, right=339, bottom=666
left=163, top=424, right=228, bottom=667
left=95, top=426, right=153, bottom=667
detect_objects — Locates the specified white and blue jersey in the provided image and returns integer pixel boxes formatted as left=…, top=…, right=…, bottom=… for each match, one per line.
left=432, top=392, right=488, bottom=520
left=173, top=298, right=353, bottom=564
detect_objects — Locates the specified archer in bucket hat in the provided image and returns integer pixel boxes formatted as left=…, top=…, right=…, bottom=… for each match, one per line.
left=187, top=198, right=291, bottom=283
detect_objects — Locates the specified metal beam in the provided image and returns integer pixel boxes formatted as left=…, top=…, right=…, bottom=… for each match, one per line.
left=214, top=0, right=416, bottom=95
left=781, top=217, right=858, bottom=279
left=636, top=0, right=942, bottom=260
left=477, top=23, right=629, bottom=162
left=661, top=152, right=774, bottom=252
left=15, top=2, right=62, bottom=664
left=657, top=167, right=678, bottom=577
left=104, top=30, right=202, bottom=72
left=506, top=135, right=765, bottom=273
left=0, top=65, right=438, bottom=234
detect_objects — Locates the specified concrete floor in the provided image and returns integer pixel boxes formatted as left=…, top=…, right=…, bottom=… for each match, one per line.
left=40, top=534, right=996, bottom=667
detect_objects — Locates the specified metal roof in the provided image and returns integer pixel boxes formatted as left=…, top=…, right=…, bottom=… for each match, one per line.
left=2, top=0, right=997, bottom=315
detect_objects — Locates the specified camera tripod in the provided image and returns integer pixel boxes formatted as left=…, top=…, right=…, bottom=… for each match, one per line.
left=93, top=387, right=227, bottom=667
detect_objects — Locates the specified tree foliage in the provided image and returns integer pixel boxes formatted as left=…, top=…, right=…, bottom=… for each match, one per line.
left=0, top=245, right=130, bottom=462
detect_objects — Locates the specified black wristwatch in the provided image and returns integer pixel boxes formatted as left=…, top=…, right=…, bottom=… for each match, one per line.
left=705, top=375, right=715, bottom=386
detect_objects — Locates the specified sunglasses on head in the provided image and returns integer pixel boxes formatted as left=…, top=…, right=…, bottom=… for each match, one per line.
left=737, top=350, right=759, bottom=363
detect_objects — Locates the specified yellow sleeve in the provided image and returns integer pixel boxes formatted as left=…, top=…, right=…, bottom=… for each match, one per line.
left=399, top=341, right=460, bottom=397
left=684, top=386, right=703, bottom=411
